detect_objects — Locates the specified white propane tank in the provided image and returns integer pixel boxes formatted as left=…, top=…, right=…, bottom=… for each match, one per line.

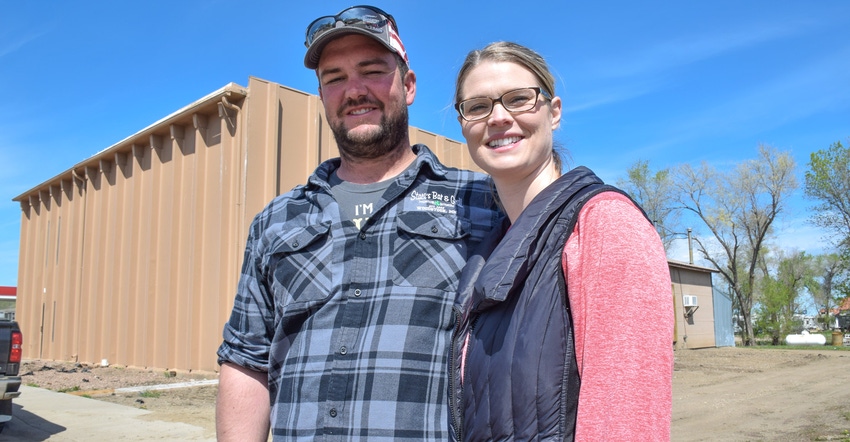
left=784, top=331, right=827, bottom=346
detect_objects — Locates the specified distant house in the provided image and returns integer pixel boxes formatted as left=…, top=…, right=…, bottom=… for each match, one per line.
left=668, top=260, right=731, bottom=349
left=818, top=298, right=850, bottom=331
left=803, top=316, right=819, bottom=331
left=837, top=298, right=850, bottom=331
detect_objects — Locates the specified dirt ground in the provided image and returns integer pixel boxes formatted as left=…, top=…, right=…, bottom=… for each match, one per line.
left=19, top=346, right=850, bottom=441
left=672, top=346, right=850, bottom=441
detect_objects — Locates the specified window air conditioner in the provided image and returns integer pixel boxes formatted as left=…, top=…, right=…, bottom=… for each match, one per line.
left=683, top=295, right=698, bottom=307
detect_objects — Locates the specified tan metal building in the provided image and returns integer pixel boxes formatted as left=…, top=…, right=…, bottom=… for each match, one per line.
left=13, top=77, right=479, bottom=373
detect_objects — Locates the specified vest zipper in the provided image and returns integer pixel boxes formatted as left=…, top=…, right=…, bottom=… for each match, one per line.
left=449, top=307, right=479, bottom=442
left=448, top=306, right=463, bottom=441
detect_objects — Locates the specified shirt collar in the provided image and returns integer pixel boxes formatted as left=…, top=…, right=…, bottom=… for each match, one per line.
left=308, top=144, right=447, bottom=190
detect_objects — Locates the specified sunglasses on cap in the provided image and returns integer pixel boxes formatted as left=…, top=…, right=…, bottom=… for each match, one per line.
left=305, top=5, right=398, bottom=46
left=303, top=5, right=408, bottom=69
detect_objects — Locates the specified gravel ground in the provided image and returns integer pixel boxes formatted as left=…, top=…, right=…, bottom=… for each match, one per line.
left=20, top=360, right=218, bottom=393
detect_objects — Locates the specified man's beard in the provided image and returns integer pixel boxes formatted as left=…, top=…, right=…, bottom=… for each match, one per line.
left=329, top=97, right=409, bottom=160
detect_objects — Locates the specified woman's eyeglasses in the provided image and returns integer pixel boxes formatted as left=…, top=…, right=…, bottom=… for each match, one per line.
left=455, top=87, right=551, bottom=122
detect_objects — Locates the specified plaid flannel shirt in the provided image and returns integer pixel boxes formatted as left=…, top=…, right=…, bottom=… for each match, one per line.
left=218, top=145, right=501, bottom=441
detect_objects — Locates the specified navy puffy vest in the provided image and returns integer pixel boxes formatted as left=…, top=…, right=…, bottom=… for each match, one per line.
left=450, top=166, right=635, bottom=442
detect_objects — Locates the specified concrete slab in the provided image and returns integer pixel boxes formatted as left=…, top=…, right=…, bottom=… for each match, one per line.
left=0, top=386, right=214, bottom=441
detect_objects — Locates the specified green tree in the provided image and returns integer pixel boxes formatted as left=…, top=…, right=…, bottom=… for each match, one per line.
left=806, top=253, right=849, bottom=330
left=755, top=251, right=810, bottom=344
left=805, top=140, right=850, bottom=253
left=672, top=145, right=797, bottom=346
left=617, top=160, right=681, bottom=251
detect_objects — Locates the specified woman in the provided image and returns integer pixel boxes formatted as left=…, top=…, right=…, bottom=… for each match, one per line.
left=449, top=42, right=673, bottom=441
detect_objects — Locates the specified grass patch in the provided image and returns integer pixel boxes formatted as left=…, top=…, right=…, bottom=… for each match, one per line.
left=26, top=382, right=39, bottom=388
left=139, top=390, right=161, bottom=398
left=58, top=386, right=80, bottom=393
left=753, top=344, right=850, bottom=352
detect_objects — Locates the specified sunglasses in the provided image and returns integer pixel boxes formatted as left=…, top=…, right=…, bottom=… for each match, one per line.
left=304, top=5, right=400, bottom=48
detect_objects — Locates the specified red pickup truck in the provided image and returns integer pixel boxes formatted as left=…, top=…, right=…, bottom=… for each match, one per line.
left=0, top=320, right=22, bottom=432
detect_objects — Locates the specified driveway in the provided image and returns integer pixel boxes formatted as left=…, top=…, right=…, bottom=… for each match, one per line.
left=0, top=386, right=214, bottom=441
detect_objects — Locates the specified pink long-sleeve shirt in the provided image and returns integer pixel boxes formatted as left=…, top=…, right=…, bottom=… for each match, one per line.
left=564, top=191, right=673, bottom=441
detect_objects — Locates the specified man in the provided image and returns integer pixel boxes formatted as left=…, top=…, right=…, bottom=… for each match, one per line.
left=215, top=6, right=501, bottom=441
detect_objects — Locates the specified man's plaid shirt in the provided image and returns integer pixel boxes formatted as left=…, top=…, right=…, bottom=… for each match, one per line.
left=218, top=145, right=502, bottom=441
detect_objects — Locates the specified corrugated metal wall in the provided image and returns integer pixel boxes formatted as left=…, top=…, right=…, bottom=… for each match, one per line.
left=712, top=286, right=735, bottom=347
left=14, top=77, right=480, bottom=372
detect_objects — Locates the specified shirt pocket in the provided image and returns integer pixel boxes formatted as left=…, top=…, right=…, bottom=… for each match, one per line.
left=267, top=222, right=336, bottom=306
left=393, top=212, right=470, bottom=290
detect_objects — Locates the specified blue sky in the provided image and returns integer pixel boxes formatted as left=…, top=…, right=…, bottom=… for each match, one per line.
left=2, top=1, right=849, bottom=286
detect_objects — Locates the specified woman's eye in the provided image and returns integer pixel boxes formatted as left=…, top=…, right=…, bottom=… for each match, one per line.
left=468, top=106, right=489, bottom=117
left=508, top=95, right=532, bottom=106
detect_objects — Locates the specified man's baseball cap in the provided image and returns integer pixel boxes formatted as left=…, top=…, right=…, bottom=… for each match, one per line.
left=304, top=5, right=409, bottom=69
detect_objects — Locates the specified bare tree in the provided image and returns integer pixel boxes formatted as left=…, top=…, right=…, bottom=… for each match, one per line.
left=617, top=160, right=681, bottom=251
left=672, top=145, right=797, bottom=346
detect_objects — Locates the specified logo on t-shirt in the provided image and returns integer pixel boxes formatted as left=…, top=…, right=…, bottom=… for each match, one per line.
left=352, top=203, right=374, bottom=229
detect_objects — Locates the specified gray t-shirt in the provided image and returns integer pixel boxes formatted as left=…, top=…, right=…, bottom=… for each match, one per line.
left=329, top=171, right=393, bottom=230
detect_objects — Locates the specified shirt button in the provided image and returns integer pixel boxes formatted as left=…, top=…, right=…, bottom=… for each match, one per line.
left=431, top=225, right=438, bottom=233
left=359, top=231, right=367, bottom=240
left=340, top=346, right=347, bottom=355
left=354, top=289, right=362, bottom=297
left=329, top=408, right=337, bottom=418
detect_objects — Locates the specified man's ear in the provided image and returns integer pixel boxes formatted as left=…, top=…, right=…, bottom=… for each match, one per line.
left=403, top=70, right=416, bottom=105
